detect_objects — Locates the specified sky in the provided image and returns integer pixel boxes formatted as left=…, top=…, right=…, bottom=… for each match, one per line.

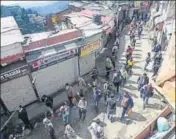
left=1, top=1, right=55, bottom=6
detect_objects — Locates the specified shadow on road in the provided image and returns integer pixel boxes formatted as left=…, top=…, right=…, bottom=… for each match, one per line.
left=128, top=112, right=147, bottom=121
left=147, top=103, right=165, bottom=110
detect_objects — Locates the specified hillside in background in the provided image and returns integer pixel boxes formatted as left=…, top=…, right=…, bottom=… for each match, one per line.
left=27, top=1, right=71, bottom=15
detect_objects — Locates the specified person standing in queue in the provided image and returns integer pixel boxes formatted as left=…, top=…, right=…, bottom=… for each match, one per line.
left=18, top=105, right=33, bottom=131
left=105, top=56, right=113, bottom=79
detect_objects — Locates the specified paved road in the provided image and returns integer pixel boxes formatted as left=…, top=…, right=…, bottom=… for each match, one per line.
left=24, top=25, right=166, bottom=139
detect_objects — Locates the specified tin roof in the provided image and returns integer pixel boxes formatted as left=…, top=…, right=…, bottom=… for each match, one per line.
left=1, top=16, right=24, bottom=46
left=23, top=29, right=83, bottom=52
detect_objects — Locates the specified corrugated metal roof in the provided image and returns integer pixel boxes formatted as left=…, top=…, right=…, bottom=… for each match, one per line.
left=0, top=53, right=25, bottom=64
left=1, top=16, right=24, bottom=46
left=24, top=29, right=83, bottom=52
left=69, top=2, right=86, bottom=7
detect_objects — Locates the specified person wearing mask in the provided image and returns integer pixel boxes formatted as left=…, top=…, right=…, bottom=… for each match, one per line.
left=106, top=94, right=116, bottom=122
left=78, top=77, right=87, bottom=97
left=144, top=52, right=151, bottom=70
left=18, top=105, right=33, bottom=131
left=140, top=83, right=154, bottom=109
left=65, top=83, right=75, bottom=107
left=112, top=71, right=122, bottom=94
left=111, top=53, right=117, bottom=69
left=120, top=92, right=134, bottom=121
left=137, top=73, right=149, bottom=91
left=41, top=95, right=54, bottom=119
left=127, top=57, right=134, bottom=74
left=78, top=97, right=87, bottom=122
left=88, top=119, right=103, bottom=139
left=105, top=56, right=113, bottom=79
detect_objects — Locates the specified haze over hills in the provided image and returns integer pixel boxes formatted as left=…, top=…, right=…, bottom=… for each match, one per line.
left=1, top=1, right=71, bottom=15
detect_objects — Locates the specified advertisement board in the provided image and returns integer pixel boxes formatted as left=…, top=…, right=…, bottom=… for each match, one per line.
left=32, top=49, right=77, bottom=71
left=1, top=65, right=29, bottom=82
left=80, top=40, right=100, bottom=57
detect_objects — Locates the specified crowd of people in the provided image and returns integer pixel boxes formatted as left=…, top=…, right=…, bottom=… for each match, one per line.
left=3, top=7, right=165, bottom=139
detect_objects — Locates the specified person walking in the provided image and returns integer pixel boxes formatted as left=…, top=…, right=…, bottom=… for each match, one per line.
left=137, top=73, right=149, bottom=91
left=120, top=67, right=127, bottom=87
left=120, top=92, right=134, bottom=121
left=43, top=114, right=56, bottom=139
left=144, top=52, right=151, bottom=70
left=78, top=97, right=87, bottom=122
left=112, top=45, right=118, bottom=55
left=88, top=119, right=103, bottom=139
left=112, top=71, right=122, bottom=94
left=64, top=124, right=78, bottom=139
left=105, top=56, right=113, bottom=79
left=140, top=83, right=154, bottom=109
left=65, top=83, right=75, bottom=107
left=127, top=57, right=134, bottom=75
left=58, top=101, right=70, bottom=125
left=41, top=95, right=54, bottom=119
left=78, top=77, right=87, bottom=97
left=106, top=94, right=116, bottom=122
left=111, top=53, right=117, bottom=69
left=125, top=45, right=133, bottom=63
left=93, top=87, right=102, bottom=113
left=18, top=105, right=33, bottom=131
left=103, top=82, right=112, bottom=103
left=138, top=23, right=143, bottom=40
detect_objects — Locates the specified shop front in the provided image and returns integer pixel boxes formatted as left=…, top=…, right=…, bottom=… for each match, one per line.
left=79, top=39, right=101, bottom=76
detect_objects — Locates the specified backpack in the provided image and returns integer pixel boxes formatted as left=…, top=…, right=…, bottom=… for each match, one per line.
left=121, top=97, right=129, bottom=108
left=113, top=75, right=121, bottom=83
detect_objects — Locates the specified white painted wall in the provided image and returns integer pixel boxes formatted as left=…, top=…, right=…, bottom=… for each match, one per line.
left=1, top=43, right=23, bottom=58
left=32, top=56, right=79, bottom=97
left=1, top=75, right=36, bottom=111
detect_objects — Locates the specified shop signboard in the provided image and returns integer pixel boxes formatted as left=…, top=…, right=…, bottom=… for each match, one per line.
left=80, top=40, right=100, bottom=57
left=1, top=65, right=29, bottom=82
left=32, top=49, right=77, bottom=71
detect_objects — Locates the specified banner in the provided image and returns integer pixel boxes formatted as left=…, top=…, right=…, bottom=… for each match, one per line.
left=80, top=40, right=100, bottom=57
left=1, top=65, right=29, bottom=82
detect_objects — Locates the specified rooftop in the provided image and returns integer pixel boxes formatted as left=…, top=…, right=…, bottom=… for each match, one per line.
left=1, top=16, right=24, bottom=46
left=23, top=29, right=83, bottom=52
left=68, top=1, right=88, bottom=8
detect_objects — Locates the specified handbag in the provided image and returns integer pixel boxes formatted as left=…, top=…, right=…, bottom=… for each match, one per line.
left=72, top=97, right=77, bottom=105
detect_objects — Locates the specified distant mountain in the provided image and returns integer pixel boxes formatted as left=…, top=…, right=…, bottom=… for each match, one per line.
left=26, top=1, right=71, bottom=15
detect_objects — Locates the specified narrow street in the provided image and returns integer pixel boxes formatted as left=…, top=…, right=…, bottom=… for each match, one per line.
left=24, top=25, right=166, bottom=139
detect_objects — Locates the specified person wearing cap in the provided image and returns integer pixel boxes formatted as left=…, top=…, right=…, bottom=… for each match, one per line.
left=78, top=97, right=87, bottom=122
left=88, top=119, right=103, bottom=139
left=106, top=93, right=116, bottom=122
